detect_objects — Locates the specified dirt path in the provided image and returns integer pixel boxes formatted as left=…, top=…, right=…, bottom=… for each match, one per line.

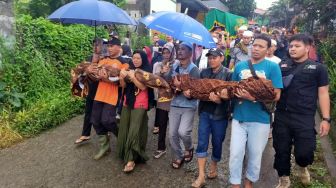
left=0, top=110, right=278, bottom=188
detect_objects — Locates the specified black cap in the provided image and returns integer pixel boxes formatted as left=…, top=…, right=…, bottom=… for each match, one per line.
left=106, top=38, right=121, bottom=46
left=205, top=48, right=224, bottom=57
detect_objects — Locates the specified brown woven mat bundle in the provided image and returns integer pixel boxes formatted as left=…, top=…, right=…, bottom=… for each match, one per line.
left=174, top=74, right=276, bottom=102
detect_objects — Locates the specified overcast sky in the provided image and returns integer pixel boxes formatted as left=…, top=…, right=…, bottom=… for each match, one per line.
left=255, top=0, right=277, bottom=10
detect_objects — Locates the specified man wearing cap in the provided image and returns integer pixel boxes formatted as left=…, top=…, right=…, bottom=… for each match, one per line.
left=229, top=30, right=253, bottom=70
left=229, top=34, right=282, bottom=187
left=89, top=37, right=129, bottom=160
left=265, top=39, right=282, bottom=64
left=192, top=48, right=231, bottom=188
left=164, top=42, right=200, bottom=169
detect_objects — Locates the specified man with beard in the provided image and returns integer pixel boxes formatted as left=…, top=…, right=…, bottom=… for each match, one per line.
left=273, top=34, right=330, bottom=188
left=229, top=30, right=253, bottom=70
left=229, top=34, right=282, bottom=188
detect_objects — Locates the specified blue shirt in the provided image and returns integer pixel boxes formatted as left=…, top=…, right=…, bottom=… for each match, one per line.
left=232, top=59, right=283, bottom=124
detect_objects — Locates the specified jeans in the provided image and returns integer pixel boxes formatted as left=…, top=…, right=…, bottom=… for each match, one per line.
left=169, top=106, right=196, bottom=160
left=229, top=119, right=270, bottom=184
left=196, top=112, right=228, bottom=162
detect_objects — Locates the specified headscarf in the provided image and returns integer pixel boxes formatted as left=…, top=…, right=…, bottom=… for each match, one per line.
left=124, top=50, right=154, bottom=109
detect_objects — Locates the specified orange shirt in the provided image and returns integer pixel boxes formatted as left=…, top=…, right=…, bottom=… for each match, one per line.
left=94, top=58, right=129, bottom=105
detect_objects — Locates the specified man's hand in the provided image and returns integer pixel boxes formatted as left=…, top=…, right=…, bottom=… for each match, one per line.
left=173, top=76, right=181, bottom=88
left=98, top=68, right=108, bottom=79
left=219, top=88, right=229, bottom=100
left=183, top=89, right=191, bottom=98
left=209, top=92, right=221, bottom=104
left=119, top=69, right=128, bottom=79
left=86, top=64, right=98, bottom=74
left=319, top=121, right=330, bottom=137
left=235, top=88, right=255, bottom=101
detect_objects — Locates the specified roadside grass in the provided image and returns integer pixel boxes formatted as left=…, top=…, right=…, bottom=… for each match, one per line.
left=290, top=139, right=333, bottom=188
left=0, top=119, right=23, bottom=149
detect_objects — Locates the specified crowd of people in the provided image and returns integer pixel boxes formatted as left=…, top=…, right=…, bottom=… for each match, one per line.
left=71, top=25, right=331, bottom=188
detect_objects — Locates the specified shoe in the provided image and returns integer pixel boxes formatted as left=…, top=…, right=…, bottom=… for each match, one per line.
left=275, top=176, right=291, bottom=188
left=298, top=166, right=310, bottom=185
left=152, top=127, right=159, bottom=134
left=74, top=136, right=90, bottom=144
left=153, top=150, right=166, bottom=159
left=191, top=177, right=206, bottom=188
left=94, top=135, right=110, bottom=160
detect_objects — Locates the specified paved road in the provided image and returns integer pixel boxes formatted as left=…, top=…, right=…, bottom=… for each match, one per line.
left=0, top=110, right=277, bottom=188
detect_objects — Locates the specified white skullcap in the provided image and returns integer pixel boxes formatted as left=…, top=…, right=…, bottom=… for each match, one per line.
left=238, top=25, right=248, bottom=31
left=213, top=37, right=219, bottom=43
left=243, top=30, right=253, bottom=37
left=271, top=39, right=277, bottom=46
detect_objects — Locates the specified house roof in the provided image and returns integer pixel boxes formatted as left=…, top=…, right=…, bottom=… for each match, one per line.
left=199, top=0, right=229, bottom=12
left=177, top=0, right=229, bottom=12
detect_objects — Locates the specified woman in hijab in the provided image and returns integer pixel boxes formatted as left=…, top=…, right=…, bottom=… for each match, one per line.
left=117, top=50, right=153, bottom=173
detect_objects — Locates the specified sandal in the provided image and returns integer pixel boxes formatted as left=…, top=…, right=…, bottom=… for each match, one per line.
left=74, top=136, right=90, bottom=144
left=153, top=150, right=166, bottom=159
left=184, top=148, right=194, bottom=163
left=207, top=170, right=218, bottom=179
left=171, top=159, right=184, bottom=169
left=152, top=127, right=159, bottom=134
left=191, top=178, right=206, bottom=188
left=123, top=161, right=135, bottom=173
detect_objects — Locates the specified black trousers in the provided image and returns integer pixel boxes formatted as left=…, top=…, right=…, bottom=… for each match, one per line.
left=91, top=101, right=118, bottom=136
left=272, top=110, right=316, bottom=176
left=154, top=108, right=169, bottom=150
left=81, top=97, right=95, bottom=136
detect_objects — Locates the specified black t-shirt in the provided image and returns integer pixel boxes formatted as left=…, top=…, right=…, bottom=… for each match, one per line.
left=277, top=59, right=329, bottom=114
left=198, top=66, right=232, bottom=120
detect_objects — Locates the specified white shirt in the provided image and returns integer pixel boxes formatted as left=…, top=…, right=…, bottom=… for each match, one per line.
left=265, top=55, right=282, bottom=64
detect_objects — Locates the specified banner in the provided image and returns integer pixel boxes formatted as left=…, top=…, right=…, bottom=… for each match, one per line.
left=204, top=9, right=248, bottom=35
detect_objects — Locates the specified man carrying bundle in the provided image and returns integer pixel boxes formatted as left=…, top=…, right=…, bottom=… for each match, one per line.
left=229, top=34, right=283, bottom=188
left=88, top=37, right=129, bottom=160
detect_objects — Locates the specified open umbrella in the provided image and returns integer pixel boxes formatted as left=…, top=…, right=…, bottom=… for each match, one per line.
left=48, top=0, right=137, bottom=34
left=139, top=11, right=216, bottom=48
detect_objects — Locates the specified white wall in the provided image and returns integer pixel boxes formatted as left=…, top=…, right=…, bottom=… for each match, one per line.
left=150, top=0, right=176, bottom=13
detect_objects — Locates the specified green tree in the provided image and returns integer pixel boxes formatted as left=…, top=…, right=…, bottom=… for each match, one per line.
left=225, top=0, right=256, bottom=19
left=15, top=0, right=126, bottom=18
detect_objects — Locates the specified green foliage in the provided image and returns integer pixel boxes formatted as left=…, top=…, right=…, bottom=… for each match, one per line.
left=1, top=15, right=99, bottom=138
left=225, top=0, right=256, bottom=19
left=13, top=91, right=84, bottom=136
left=15, top=0, right=127, bottom=18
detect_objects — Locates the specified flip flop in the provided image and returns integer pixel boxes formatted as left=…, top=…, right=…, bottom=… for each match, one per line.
left=191, top=178, right=206, bottom=188
left=74, top=137, right=90, bottom=144
left=171, top=159, right=184, bottom=169
left=207, top=170, right=218, bottom=179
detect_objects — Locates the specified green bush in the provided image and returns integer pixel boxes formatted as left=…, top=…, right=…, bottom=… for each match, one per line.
left=319, top=37, right=336, bottom=146
left=13, top=91, right=84, bottom=137
left=1, top=15, right=98, bottom=139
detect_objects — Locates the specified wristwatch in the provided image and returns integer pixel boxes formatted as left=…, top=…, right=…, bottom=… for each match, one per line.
left=322, top=117, right=331, bottom=123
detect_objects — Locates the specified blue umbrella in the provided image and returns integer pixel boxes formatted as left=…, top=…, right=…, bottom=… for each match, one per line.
left=48, top=0, right=137, bottom=27
left=139, top=11, right=216, bottom=48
